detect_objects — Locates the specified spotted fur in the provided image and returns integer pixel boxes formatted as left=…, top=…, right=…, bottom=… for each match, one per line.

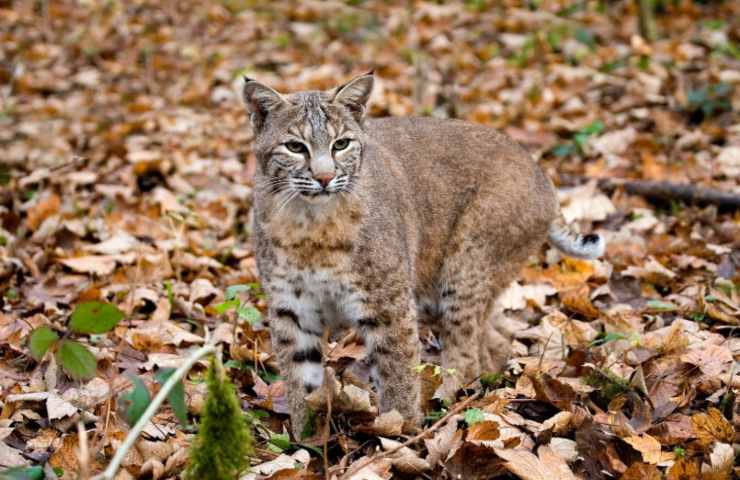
left=242, top=73, right=604, bottom=437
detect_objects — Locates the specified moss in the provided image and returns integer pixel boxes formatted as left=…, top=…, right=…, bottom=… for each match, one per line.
left=584, top=368, right=631, bottom=406
left=185, top=355, right=253, bottom=480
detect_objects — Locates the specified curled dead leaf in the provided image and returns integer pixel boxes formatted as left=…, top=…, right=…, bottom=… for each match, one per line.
left=369, top=410, right=404, bottom=437
left=379, top=437, right=431, bottom=474
left=691, top=407, right=734, bottom=447
left=623, top=434, right=662, bottom=464
left=559, top=285, right=601, bottom=318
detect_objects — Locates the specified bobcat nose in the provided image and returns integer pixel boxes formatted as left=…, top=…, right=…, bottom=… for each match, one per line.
left=314, top=173, right=335, bottom=189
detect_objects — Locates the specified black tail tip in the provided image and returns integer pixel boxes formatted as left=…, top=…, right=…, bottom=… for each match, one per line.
left=582, top=234, right=600, bottom=245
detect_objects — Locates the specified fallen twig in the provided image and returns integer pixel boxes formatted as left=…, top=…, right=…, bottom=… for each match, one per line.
left=560, top=175, right=740, bottom=210
left=338, top=392, right=481, bottom=479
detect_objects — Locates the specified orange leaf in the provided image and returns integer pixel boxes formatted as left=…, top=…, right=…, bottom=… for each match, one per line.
left=691, top=408, right=734, bottom=447
left=620, top=462, right=661, bottom=480
left=467, top=421, right=500, bottom=442
left=559, top=285, right=600, bottom=318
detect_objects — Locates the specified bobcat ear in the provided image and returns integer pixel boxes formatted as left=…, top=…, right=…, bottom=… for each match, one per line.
left=332, top=72, right=374, bottom=121
left=242, top=77, right=286, bottom=130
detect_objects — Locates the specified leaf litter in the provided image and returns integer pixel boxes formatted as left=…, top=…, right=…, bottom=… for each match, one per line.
left=1, top=1, right=739, bottom=479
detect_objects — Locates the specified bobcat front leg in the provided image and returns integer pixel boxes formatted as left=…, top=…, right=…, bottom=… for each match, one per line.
left=358, top=299, right=422, bottom=429
left=268, top=303, right=324, bottom=439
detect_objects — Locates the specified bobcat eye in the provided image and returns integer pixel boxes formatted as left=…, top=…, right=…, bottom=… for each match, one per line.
left=332, top=138, right=350, bottom=151
left=285, top=141, right=308, bottom=154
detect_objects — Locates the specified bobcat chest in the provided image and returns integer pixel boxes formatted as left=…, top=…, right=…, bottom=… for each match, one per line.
left=263, top=200, right=367, bottom=330
left=270, top=258, right=365, bottom=331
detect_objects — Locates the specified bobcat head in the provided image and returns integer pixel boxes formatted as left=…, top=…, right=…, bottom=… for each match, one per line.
left=243, top=73, right=374, bottom=207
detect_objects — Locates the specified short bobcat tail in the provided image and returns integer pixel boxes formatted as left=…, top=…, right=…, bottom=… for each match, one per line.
left=547, top=214, right=605, bottom=260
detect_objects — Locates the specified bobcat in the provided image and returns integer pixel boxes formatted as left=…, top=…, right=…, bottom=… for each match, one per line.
left=242, top=72, right=604, bottom=437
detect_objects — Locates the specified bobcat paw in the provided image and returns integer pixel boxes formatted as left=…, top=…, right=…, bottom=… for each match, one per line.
left=433, top=376, right=461, bottom=404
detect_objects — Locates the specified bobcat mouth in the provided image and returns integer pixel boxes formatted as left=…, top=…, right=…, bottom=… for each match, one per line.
left=301, top=190, right=332, bottom=197
left=300, top=191, right=333, bottom=205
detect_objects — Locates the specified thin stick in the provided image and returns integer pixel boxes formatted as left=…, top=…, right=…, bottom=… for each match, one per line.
left=323, top=366, right=332, bottom=480
left=322, top=331, right=332, bottom=480
left=339, top=392, right=481, bottom=479
left=559, top=175, right=740, bottom=210
left=77, top=421, right=90, bottom=480
left=95, top=342, right=216, bottom=480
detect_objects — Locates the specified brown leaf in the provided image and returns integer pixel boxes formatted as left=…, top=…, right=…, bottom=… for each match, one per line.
left=666, top=457, right=701, bottom=480
left=691, top=408, right=734, bottom=447
left=424, top=418, right=462, bottom=467
left=650, top=414, right=695, bottom=445
left=619, top=462, right=662, bottom=480
left=467, top=420, right=500, bottom=441
left=26, top=192, right=60, bottom=230
left=379, top=437, right=431, bottom=474
left=623, top=434, right=662, bottom=464
left=531, top=373, right=577, bottom=410
left=681, top=345, right=733, bottom=377
left=368, top=410, right=404, bottom=437
left=494, top=445, right=577, bottom=480
left=326, top=341, right=366, bottom=363
left=560, top=285, right=600, bottom=318
left=444, top=443, right=505, bottom=480
left=522, top=258, right=595, bottom=290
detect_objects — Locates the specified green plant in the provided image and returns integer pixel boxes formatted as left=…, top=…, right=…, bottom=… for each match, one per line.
left=118, top=369, right=188, bottom=427
left=213, top=284, right=262, bottom=324
left=480, top=372, right=509, bottom=390
left=589, top=332, right=628, bottom=348
left=551, top=120, right=605, bottom=158
left=686, top=82, right=733, bottom=122
left=185, top=355, right=253, bottom=480
left=0, top=466, right=44, bottom=480
left=463, top=408, right=485, bottom=426
left=27, top=301, right=124, bottom=380
left=584, top=367, right=631, bottom=406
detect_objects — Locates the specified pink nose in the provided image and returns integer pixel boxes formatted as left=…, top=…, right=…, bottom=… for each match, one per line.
left=314, top=173, right=335, bottom=188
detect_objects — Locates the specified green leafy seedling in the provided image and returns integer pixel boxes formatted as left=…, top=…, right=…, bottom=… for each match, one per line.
left=463, top=408, right=485, bottom=426
left=214, top=284, right=262, bottom=325
left=120, top=376, right=151, bottom=426
left=589, top=332, right=628, bottom=348
left=0, top=466, right=45, bottom=480
left=28, top=326, right=59, bottom=360
left=155, top=367, right=189, bottom=424
left=69, top=301, right=124, bottom=334
left=56, top=340, right=97, bottom=380
left=28, top=300, right=124, bottom=380
left=268, top=432, right=291, bottom=452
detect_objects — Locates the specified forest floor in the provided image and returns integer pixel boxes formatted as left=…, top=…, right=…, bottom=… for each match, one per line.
left=1, top=1, right=739, bottom=479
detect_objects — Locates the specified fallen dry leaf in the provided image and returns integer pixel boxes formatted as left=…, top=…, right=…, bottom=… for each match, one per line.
left=623, top=434, right=663, bottom=464
left=379, top=437, right=431, bottom=474
left=494, top=445, right=577, bottom=480
left=691, top=408, right=734, bottom=447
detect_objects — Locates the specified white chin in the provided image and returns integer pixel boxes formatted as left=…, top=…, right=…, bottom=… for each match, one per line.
left=301, top=194, right=332, bottom=205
